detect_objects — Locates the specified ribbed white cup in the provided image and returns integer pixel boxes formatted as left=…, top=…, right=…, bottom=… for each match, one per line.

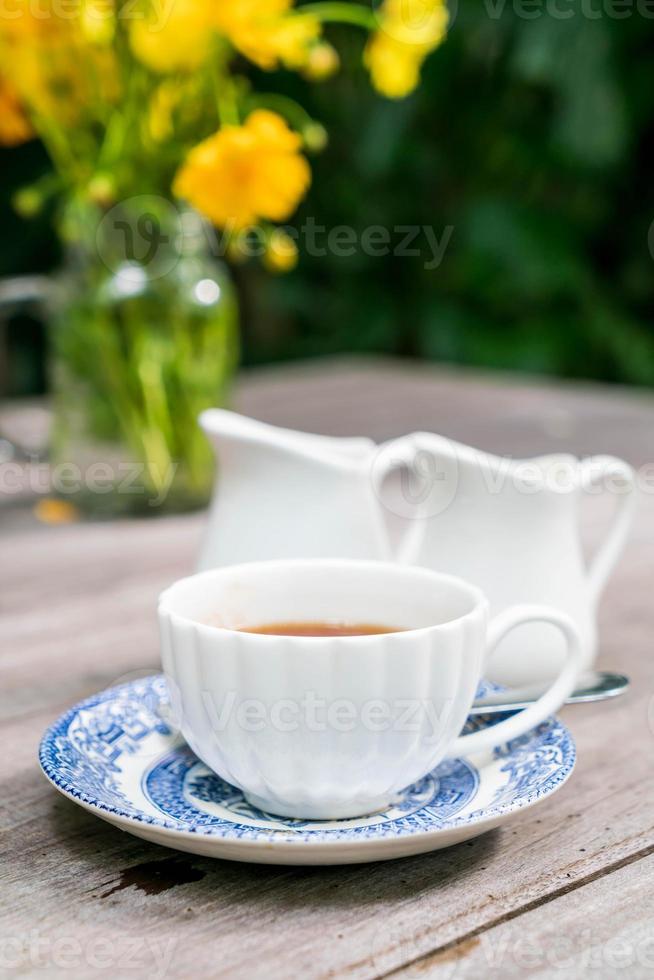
left=158, top=560, right=581, bottom=819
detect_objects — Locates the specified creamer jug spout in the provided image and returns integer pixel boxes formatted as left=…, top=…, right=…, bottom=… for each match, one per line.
left=197, top=409, right=394, bottom=570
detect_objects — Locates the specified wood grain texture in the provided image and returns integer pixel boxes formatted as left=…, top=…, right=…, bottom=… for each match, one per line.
left=393, top=853, right=654, bottom=979
left=1, top=359, right=654, bottom=979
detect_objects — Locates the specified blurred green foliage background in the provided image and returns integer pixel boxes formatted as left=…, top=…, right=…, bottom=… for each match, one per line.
left=3, top=0, right=654, bottom=395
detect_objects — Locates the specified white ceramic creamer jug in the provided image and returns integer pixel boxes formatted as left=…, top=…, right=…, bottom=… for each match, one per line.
left=375, top=433, right=636, bottom=686
left=197, top=409, right=396, bottom=571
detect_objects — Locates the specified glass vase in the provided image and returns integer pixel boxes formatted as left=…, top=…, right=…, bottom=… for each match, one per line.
left=46, top=199, right=238, bottom=517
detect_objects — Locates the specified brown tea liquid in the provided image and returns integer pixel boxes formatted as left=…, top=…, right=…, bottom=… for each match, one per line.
left=237, top=622, right=405, bottom=637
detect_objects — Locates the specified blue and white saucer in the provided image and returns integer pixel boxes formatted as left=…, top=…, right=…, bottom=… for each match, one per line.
left=39, top=675, right=575, bottom=865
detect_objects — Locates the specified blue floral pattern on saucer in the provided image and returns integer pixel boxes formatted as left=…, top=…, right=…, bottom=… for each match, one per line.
left=143, top=748, right=479, bottom=833
left=39, top=675, right=575, bottom=859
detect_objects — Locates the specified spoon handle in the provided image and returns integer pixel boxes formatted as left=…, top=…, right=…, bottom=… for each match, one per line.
left=470, top=671, right=629, bottom=716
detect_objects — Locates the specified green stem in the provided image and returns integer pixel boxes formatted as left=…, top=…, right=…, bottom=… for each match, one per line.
left=97, top=66, right=148, bottom=174
left=301, top=2, right=378, bottom=29
left=212, top=67, right=240, bottom=127
left=243, top=93, right=315, bottom=132
left=84, top=313, right=150, bottom=467
left=31, top=112, right=86, bottom=188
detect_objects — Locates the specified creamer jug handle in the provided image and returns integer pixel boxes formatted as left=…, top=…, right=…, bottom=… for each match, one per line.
left=371, top=433, right=454, bottom=565
left=579, top=456, right=636, bottom=603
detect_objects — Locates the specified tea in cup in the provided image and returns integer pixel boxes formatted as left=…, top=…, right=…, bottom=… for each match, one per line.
left=158, top=559, right=582, bottom=819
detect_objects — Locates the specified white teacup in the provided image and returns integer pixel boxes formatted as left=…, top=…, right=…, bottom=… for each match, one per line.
left=158, top=559, right=582, bottom=820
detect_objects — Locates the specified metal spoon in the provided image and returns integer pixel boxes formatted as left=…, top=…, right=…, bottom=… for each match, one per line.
left=470, top=671, right=629, bottom=715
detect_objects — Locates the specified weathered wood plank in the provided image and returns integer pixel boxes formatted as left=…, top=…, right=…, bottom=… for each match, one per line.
left=2, top=361, right=654, bottom=979
left=1, top=679, right=653, bottom=980
left=392, top=852, right=654, bottom=979
left=235, top=358, right=654, bottom=464
left=0, top=516, right=202, bottom=722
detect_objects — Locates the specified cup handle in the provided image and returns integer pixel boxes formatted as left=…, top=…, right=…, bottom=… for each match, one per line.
left=579, top=456, right=636, bottom=604
left=446, top=604, right=583, bottom=758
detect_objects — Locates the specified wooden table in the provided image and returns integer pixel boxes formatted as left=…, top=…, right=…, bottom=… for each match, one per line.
left=2, top=358, right=654, bottom=979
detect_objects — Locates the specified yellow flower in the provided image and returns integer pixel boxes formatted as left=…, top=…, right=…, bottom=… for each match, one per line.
left=303, top=42, right=340, bottom=81
left=365, top=0, right=449, bottom=98
left=0, top=0, right=46, bottom=106
left=0, top=0, right=119, bottom=122
left=0, top=76, right=32, bottom=146
left=79, top=0, right=115, bottom=45
left=269, top=13, right=320, bottom=68
left=87, top=173, right=116, bottom=207
left=173, top=110, right=311, bottom=230
left=148, top=81, right=180, bottom=142
left=34, top=498, right=79, bottom=525
left=264, top=229, right=298, bottom=272
left=213, top=0, right=319, bottom=70
left=130, top=0, right=215, bottom=73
